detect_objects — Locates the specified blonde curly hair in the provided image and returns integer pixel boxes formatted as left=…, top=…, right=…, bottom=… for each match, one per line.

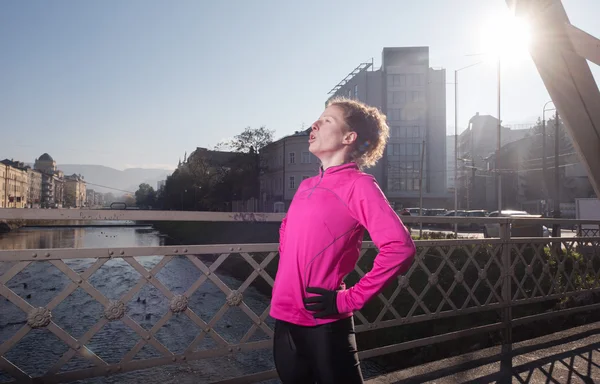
left=327, top=97, right=390, bottom=169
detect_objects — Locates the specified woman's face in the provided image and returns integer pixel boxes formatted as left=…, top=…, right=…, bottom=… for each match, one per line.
left=308, top=105, right=355, bottom=158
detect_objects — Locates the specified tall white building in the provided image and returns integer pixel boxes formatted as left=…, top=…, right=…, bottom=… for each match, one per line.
left=327, top=47, right=449, bottom=208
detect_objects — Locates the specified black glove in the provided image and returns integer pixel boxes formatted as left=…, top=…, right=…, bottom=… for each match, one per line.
left=303, top=287, right=339, bottom=318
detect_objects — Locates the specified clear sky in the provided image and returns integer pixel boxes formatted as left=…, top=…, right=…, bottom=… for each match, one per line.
left=1, top=0, right=598, bottom=170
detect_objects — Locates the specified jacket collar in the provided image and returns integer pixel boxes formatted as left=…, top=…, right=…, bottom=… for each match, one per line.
left=319, top=162, right=358, bottom=176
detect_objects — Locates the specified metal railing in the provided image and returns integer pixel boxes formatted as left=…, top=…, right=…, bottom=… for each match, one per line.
left=0, top=209, right=599, bottom=383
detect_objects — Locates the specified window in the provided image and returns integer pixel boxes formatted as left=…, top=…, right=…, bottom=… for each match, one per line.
left=348, top=89, right=352, bottom=98
left=411, top=91, right=422, bottom=102
left=392, top=91, right=405, bottom=104
left=389, top=109, right=402, bottom=121
left=289, top=152, right=295, bottom=164
left=392, top=74, right=406, bottom=86
left=391, top=127, right=405, bottom=138
left=409, top=74, right=424, bottom=86
left=289, top=176, right=296, bottom=189
left=301, top=152, right=310, bottom=163
left=411, top=126, right=420, bottom=137
left=354, top=84, right=358, bottom=99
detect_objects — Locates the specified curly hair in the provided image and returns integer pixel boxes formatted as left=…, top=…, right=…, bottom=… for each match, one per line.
left=326, top=97, right=390, bottom=169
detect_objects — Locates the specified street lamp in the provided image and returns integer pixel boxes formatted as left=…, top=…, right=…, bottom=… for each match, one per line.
left=477, top=10, right=532, bottom=214
left=454, top=61, right=483, bottom=235
left=542, top=100, right=555, bottom=214
left=496, top=58, right=502, bottom=214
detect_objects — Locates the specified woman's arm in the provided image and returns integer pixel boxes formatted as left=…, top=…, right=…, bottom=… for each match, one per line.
left=335, top=175, right=416, bottom=314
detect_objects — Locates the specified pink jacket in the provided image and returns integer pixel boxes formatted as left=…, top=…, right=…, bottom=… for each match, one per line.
left=270, top=162, right=416, bottom=326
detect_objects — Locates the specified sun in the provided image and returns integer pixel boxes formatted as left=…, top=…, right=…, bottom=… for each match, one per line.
left=478, top=10, right=532, bottom=64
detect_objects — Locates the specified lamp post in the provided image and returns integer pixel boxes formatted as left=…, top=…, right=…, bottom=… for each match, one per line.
left=553, top=110, right=561, bottom=238
left=454, top=61, right=483, bottom=235
left=496, top=58, right=502, bottom=214
left=542, top=101, right=555, bottom=215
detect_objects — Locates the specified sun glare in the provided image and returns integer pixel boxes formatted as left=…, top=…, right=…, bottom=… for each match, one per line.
left=479, top=11, right=532, bottom=64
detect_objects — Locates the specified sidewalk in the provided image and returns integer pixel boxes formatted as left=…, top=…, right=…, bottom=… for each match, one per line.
left=366, top=321, right=600, bottom=383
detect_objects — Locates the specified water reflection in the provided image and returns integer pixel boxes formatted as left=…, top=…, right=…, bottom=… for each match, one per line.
left=0, top=225, right=161, bottom=250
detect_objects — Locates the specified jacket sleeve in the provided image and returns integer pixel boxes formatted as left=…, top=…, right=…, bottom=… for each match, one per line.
left=336, top=175, right=416, bottom=314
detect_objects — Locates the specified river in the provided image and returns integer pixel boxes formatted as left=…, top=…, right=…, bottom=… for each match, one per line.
left=0, top=225, right=387, bottom=383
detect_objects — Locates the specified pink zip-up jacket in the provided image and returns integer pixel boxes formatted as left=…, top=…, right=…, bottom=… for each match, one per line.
left=270, top=162, right=416, bottom=326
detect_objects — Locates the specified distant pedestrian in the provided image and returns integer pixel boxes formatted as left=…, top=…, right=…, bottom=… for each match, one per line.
left=270, top=97, right=416, bottom=383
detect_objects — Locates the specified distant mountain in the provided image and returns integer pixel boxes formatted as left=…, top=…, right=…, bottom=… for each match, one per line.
left=56, top=164, right=171, bottom=195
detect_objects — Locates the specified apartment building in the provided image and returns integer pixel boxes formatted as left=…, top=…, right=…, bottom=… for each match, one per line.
left=259, top=129, right=321, bottom=212
left=0, top=160, right=29, bottom=208
left=326, top=46, right=448, bottom=208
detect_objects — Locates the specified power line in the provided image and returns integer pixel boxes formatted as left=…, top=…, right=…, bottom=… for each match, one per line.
left=83, top=181, right=134, bottom=194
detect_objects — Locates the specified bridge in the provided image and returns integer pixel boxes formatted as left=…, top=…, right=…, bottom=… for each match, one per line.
left=1, top=208, right=599, bottom=383
left=2, top=0, right=600, bottom=382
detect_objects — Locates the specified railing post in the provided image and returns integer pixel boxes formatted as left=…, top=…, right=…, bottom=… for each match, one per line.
left=499, top=220, right=513, bottom=382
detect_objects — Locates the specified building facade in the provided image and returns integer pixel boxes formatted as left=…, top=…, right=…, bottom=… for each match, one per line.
left=259, top=129, right=321, bottom=212
left=64, top=174, right=87, bottom=207
left=326, top=46, right=448, bottom=208
left=1, top=160, right=29, bottom=208
left=27, top=168, right=43, bottom=208
left=34, top=153, right=65, bottom=208
left=456, top=113, right=530, bottom=209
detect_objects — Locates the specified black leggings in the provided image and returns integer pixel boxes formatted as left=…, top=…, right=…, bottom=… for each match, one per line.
left=273, top=317, right=364, bottom=384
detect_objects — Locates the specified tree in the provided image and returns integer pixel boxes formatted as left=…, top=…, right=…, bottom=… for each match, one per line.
left=215, top=126, right=274, bottom=153
left=135, top=183, right=157, bottom=209
left=123, top=194, right=136, bottom=207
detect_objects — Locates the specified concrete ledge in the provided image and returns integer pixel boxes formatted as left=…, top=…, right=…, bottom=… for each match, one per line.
left=366, top=321, right=600, bottom=383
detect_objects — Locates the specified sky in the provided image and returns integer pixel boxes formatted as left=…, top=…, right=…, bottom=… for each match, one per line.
left=1, top=0, right=599, bottom=171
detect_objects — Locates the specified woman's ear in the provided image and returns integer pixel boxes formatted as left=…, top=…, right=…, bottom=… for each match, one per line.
left=343, top=131, right=358, bottom=145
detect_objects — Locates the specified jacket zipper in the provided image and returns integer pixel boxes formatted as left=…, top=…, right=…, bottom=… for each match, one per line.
left=308, top=169, right=324, bottom=199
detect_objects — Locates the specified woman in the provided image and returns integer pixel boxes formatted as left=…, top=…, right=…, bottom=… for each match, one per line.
left=270, top=97, right=416, bottom=383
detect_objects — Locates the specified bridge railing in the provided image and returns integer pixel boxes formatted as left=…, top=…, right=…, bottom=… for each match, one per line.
left=0, top=209, right=599, bottom=383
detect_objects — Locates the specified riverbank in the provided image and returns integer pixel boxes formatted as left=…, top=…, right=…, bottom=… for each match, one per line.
left=0, top=220, right=23, bottom=233
left=0, top=219, right=142, bottom=233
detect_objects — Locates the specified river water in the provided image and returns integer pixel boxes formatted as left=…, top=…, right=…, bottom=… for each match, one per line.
left=0, top=226, right=385, bottom=383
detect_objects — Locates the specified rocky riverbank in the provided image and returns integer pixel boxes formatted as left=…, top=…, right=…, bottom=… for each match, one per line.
left=0, top=220, right=25, bottom=233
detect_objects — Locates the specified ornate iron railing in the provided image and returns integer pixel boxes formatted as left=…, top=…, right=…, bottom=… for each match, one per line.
left=0, top=209, right=599, bottom=383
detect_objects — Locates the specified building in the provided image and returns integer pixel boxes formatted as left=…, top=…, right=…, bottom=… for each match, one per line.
left=326, top=46, right=448, bottom=208
left=27, top=168, right=42, bottom=208
left=157, top=180, right=166, bottom=190
left=34, top=153, right=65, bottom=208
left=487, top=123, right=595, bottom=215
left=0, top=166, right=5, bottom=208
left=446, top=135, right=456, bottom=192
left=1, top=160, right=29, bottom=208
left=64, top=174, right=87, bottom=207
left=456, top=113, right=530, bottom=209
left=258, top=129, right=321, bottom=212
left=86, top=189, right=96, bottom=207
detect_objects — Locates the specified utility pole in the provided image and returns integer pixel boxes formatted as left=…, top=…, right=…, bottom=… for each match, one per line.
left=553, top=111, right=561, bottom=237
left=497, top=58, right=502, bottom=214
left=419, top=140, right=426, bottom=238
left=454, top=70, right=458, bottom=235
left=542, top=117, right=547, bottom=212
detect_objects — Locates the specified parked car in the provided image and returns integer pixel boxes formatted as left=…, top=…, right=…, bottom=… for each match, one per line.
left=443, top=210, right=467, bottom=229
left=462, top=210, right=488, bottom=231
left=483, top=210, right=546, bottom=238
